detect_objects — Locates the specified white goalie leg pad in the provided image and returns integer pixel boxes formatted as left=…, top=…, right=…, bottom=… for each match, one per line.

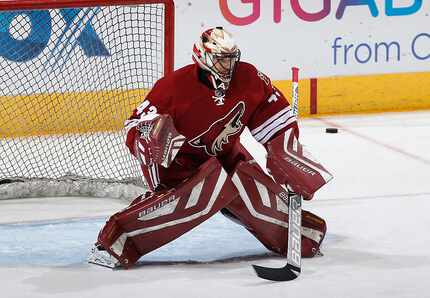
left=226, top=160, right=327, bottom=257
left=94, top=157, right=239, bottom=268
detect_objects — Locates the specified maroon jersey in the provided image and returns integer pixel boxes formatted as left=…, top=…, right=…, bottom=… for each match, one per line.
left=125, top=62, right=297, bottom=187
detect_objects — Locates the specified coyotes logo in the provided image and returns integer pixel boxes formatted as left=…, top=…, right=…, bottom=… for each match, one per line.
left=189, top=101, right=245, bottom=156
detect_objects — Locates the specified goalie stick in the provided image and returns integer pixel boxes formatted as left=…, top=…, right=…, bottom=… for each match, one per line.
left=252, top=67, right=303, bottom=282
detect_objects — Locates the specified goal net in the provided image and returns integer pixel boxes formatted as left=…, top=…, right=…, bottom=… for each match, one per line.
left=0, top=0, right=174, bottom=200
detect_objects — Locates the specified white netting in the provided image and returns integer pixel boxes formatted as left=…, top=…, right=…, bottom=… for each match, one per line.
left=0, top=2, right=171, bottom=199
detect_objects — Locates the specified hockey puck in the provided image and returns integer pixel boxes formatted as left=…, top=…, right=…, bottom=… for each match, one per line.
left=325, top=128, right=338, bottom=133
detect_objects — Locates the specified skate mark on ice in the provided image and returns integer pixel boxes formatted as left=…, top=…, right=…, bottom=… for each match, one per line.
left=314, top=192, right=430, bottom=204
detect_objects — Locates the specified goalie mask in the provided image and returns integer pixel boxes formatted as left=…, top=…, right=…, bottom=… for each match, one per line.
left=192, top=27, right=241, bottom=89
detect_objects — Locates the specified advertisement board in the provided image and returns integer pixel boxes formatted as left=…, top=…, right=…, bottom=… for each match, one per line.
left=175, top=0, right=429, bottom=79
left=175, top=1, right=430, bottom=115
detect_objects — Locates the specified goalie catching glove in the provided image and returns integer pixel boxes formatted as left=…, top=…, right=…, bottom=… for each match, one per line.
left=126, top=114, right=186, bottom=168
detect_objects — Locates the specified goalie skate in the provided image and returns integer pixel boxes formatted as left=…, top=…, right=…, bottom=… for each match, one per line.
left=88, top=245, right=120, bottom=269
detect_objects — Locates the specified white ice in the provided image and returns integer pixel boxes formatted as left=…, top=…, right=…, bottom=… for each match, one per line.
left=1, top=111, right=430, bottom=298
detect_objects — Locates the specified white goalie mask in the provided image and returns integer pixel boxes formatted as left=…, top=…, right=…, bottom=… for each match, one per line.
left=192, top=27, right=241, bottom=86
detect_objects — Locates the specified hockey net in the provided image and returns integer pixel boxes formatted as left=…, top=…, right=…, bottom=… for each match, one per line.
left=0, top=0, right=174, bottom=200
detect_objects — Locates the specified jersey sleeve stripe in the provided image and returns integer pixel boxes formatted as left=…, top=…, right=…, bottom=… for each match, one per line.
left=252, top=112, right=294, bottom=141
left=250, top=106, right=291, bottom=136
left=125, top=113, right=161, bottom=128
left=124, top=119, right=141, bottom=131
left=257, top=116, right=296, bottom=144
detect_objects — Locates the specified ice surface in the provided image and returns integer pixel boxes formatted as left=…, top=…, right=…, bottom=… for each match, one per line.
left=1, top=111, right=430, bottom=298
left=0, top=214, right=268, bottom=267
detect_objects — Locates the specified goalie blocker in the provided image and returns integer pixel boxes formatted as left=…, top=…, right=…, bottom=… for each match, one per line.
left=92, top=128, right=331, bottom=268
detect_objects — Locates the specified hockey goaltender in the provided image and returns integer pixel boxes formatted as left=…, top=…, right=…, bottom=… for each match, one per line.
left=88, top=27, right=333, bottom=272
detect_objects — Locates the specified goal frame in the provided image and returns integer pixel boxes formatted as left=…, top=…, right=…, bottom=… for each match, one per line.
left=0, top=0, right=175, bottom=200
left=0, top=0, right=175, bottom=76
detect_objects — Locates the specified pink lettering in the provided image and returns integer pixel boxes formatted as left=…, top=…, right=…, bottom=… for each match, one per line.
left=291, top=0, right=331, bottom=22
left=219, top=0, right=260, bottom=26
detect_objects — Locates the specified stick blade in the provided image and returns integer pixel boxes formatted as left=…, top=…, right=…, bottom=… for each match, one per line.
left=252, top=263, right=300, bottom=282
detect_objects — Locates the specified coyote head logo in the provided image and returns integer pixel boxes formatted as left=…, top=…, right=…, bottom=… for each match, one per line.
left=189, top=101, right=245, bottom=156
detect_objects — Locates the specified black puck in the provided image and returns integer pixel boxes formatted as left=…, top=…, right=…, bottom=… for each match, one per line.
left=325, top=128, right=338, bottom=133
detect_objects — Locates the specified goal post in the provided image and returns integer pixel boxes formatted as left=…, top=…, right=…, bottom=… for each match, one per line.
left=0, top=0, right=174, bottom=200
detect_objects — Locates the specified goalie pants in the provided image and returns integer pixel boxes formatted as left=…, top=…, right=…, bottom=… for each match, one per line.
left=96, top=142, right=326, bottom=267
